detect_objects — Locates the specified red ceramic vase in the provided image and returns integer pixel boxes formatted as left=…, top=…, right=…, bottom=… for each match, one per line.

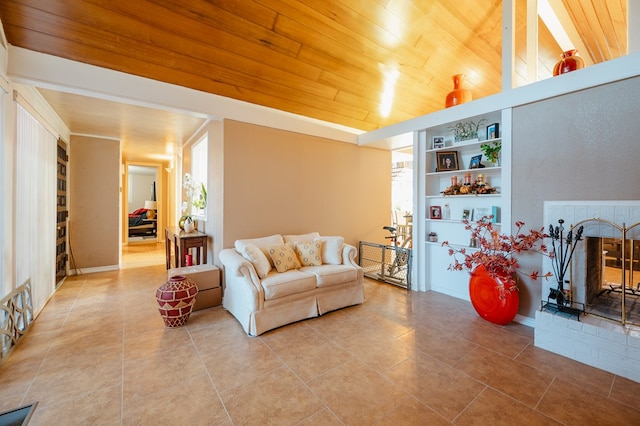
left=445, top=74, right=472, bottom=108
left=468, top=265, right=519, bottom=325
left=553, top=49, right=585, bottom=76
left=156, top=275, right=198, bottom=327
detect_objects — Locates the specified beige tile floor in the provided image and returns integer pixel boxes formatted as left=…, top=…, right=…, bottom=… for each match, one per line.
left=1, top=242, right=640, bottom=425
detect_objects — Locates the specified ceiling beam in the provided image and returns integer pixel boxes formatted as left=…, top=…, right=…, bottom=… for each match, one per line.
left=541, top=0, right=594, bottom=65
left=502, top=0, right=516, bottom=90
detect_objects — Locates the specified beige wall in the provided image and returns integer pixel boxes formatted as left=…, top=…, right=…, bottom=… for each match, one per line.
left=220, top=120, right=390, bottom=261
left=206, top=120, right=224, bottom=264
left=512, top=76, right=640, bottom=317
left=70, top=135, right=120, bottom=269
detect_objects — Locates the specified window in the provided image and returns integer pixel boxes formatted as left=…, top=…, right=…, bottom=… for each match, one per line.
left=190, top=135, right=208, bottom=218
left=0, top=88, right=5, bottom=298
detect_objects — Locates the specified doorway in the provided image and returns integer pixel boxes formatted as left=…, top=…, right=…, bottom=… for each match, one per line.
left=125, top=163, right=162, bottom=245
left=392, top=147, right=413, bottom=246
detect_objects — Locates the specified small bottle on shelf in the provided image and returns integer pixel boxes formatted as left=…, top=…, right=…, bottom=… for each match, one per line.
left=443, top=203, right=450, bottom=220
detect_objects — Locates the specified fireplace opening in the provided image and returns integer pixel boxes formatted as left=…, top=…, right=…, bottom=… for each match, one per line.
left=583, top=236, right=640, bottom=324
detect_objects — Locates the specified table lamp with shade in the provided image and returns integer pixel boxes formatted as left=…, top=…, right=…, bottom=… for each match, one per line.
left=144, top=200, right=157, bottom=219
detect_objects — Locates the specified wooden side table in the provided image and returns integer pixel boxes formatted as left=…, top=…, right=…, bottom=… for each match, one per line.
left=165, top=226, right=208, bottom=269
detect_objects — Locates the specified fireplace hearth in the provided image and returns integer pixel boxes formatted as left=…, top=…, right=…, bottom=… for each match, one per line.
left=537, top=201, right=640, bottom=383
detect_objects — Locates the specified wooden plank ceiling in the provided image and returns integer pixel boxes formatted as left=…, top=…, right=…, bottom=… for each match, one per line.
left=0, top=0, right=628, bottom=132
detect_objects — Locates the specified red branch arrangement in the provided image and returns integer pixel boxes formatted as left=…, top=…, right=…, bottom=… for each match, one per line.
left=442, top=217, right=553, bottom=288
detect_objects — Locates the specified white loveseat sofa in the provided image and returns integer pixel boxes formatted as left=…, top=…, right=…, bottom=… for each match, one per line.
left=219, top=232, right=364, bottom=336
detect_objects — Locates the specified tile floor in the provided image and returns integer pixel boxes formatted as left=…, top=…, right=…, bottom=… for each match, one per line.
left=1, top=242, right=640, bottom=425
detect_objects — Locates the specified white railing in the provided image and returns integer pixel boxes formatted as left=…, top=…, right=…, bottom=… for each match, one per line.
left=0, top=279, right=34, bottom=366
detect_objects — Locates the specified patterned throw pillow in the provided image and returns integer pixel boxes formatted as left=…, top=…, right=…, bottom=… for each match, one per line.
left=295, top=241, right=322, bottom=266
left=268, top=243, right=301, bottom=272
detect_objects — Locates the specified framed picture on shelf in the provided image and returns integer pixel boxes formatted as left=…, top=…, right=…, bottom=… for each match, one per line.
left=491, top=206, right=500, bottom=223
left=462, top=209, right=471, bottom=220
left=436, top=151, right=459, bottom=172
left=472, top=207, right=491, bottom=221
left=486, top=123, right=499, bottom=140
left=469, top=154, right=484, bottom=169
left=432, top=136, right=445, bottom=149
left=430, top=206, right=442, bottom=219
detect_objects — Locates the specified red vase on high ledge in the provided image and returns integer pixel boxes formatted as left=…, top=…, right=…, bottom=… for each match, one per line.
left=445, top=74, right=472, bottom=108
left=553, top=49, right=585, bottom=76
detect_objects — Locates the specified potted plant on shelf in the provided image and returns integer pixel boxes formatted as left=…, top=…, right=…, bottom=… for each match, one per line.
left=448, top=119, right=486, bottom=142
left=443, top=217, right=551, bottom=325
left=480, top=140, right=501, bottom=166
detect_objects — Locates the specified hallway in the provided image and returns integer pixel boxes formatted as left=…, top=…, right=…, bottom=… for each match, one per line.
left=121, top=241, right=166, bottom=269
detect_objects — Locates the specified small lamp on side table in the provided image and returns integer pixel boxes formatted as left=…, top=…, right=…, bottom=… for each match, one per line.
left=144, top=200, right=157, bottom=219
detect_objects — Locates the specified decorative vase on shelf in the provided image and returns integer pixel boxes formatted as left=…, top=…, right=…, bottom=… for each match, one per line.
left=156, top=275, right=198, bottom=327
left=553, top=49, right=585, bottom=76
left=468, top=265, right=519, bottom=325
left=184, top=220, right=195, bottom=233
left=445, top=74, right=472, bottom=108
left=178, top=215, right=194, bottom=231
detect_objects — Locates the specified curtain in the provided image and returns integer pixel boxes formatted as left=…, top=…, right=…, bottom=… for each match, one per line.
left=0, top=89, right=5, bottom=299
left=15, top=103, right=57, bottom=315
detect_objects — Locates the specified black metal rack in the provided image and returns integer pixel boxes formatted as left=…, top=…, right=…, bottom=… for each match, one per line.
left=541, top=299, right=585, bottom=321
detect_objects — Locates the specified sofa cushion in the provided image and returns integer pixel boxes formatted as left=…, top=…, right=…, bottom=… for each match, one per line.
left=300, top=264, right=357, bottom=287
left=314, top=236, right=344, bottom=265
left=260, top=270, right=317, bottom=300
left=295, top=241, right=322, bottom=266
left=235, top=234, right=284, bottom=267
left=283, top=232, right=320, bottom=246
left=268, top=243, right=301, bottom=272
left=240, top=243, right=271, bottom=278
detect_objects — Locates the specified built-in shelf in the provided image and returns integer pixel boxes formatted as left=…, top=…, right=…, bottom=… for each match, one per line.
left=426, top=193, right=501, bottom=199
left=425, top=241, right=481, bottom=250
left=426, top=166, right=501, bottom=177
left=417, top=108, right=510, bottom=294
left=426, top=137, right=501, bottom=153
left=426, top=219, right=501, bottom=225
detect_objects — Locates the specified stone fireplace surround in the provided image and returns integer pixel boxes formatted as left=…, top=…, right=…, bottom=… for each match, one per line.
left=536, top=201, right=640, bottom=383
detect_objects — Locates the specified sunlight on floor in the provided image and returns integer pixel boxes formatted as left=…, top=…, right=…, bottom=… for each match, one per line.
left=121, top=241, right=166, bottom=269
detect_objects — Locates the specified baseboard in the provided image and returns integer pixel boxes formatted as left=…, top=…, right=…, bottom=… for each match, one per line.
left=69, top=265, right=119, bottom=275
left=514, top=313, right=535, bottom=328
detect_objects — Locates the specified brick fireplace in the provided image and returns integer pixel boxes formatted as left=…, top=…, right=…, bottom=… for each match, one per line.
left=536, top=201, right=640, bottom=383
